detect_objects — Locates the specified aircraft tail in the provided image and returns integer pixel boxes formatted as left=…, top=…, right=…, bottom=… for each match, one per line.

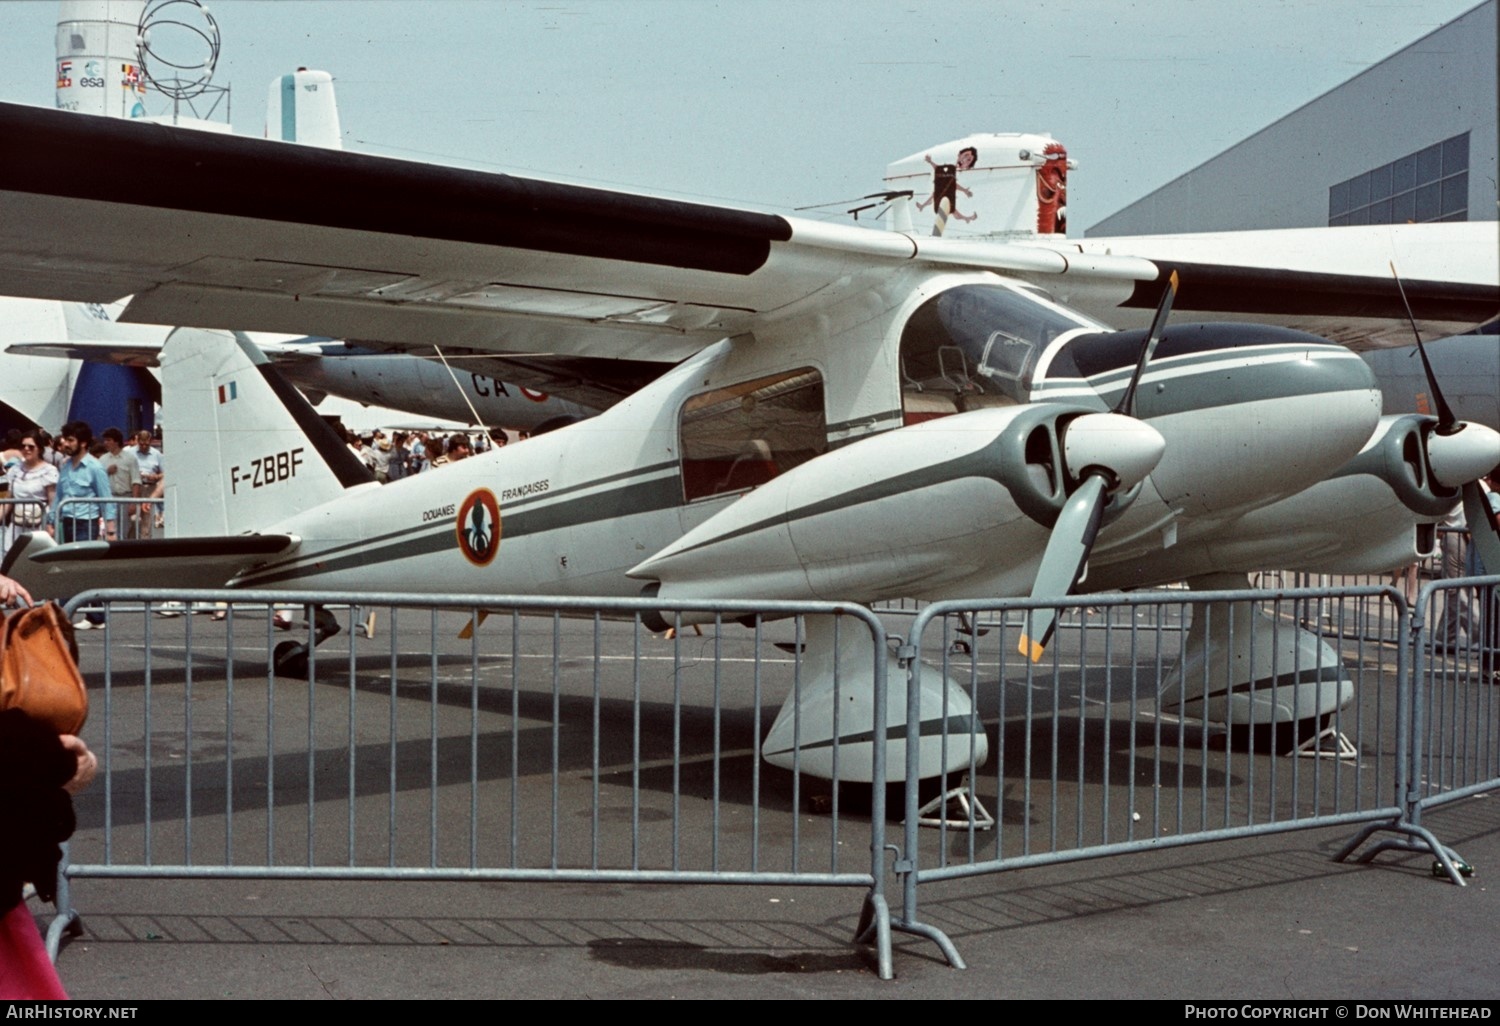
left=162, top=328, right=374, bottom=537
left=265, top=68, right=342, bottom=149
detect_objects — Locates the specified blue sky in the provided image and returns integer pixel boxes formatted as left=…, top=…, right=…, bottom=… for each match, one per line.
left=1, top=0, right=1485, bottom=229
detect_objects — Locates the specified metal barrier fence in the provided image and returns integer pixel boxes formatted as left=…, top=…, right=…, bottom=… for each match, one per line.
left=53, top=589, right=897, bottom=977
left=891, top=585, right=1416, bottom=968
left=1408, top=575, right=1500, bottom=816
left=1252, top=526, right=1473, bottom=646
left=36, top=578, right=1500, bottom=978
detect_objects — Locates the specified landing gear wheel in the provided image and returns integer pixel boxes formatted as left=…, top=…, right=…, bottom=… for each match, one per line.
left=273, top=640, right=310, bottom=678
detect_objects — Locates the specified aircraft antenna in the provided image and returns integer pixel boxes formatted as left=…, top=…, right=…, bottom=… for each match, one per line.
left=431, top=345, right=489, bottom=429
left=794, top=190, right=914, bottom=221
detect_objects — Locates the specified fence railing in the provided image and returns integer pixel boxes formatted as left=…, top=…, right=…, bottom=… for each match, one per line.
left=34, top=574, right=1500, bottom=978
left=1, top=497, right=166, bottom=562
left=54, top=589, right=897, bottom=977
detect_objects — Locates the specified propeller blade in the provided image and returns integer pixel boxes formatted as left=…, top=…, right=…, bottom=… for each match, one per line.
left=1115, top=269, right=1179, bottom=417
left=1389, top=261, right=1457, bottom=431
left=1463, top=482, right=1500, bottom=578
left=1018, top=473, right=1107, bottom=663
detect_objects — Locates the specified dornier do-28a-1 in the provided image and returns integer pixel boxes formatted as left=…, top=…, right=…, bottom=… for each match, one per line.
left=1, top=106, right=1497, bottom=783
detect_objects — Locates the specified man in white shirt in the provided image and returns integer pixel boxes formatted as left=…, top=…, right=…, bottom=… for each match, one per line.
left=98, top=427, right=142, bottom=539
left=133, top=430, right=164, bottom=538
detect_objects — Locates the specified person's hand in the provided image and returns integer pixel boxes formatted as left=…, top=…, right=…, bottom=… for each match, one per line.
left=0, top=573, right=32, bottom=607
left=59, top=735, right=97, bottom=794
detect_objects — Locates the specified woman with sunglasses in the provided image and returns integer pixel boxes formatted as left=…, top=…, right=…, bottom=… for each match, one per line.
left=2, top=432, right=58, bottom=557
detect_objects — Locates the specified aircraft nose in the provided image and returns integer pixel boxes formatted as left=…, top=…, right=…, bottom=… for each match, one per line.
left=1060, top=412, right=1166, bottom=491
left=1428, top=422, right=1500, bottom=491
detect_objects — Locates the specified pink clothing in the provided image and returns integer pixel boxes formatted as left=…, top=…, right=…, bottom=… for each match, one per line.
left=0, top=901, right=67, bottom=999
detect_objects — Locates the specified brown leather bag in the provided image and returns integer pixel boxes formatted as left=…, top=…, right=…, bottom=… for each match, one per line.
left=0, top=602, right=88, bottom=734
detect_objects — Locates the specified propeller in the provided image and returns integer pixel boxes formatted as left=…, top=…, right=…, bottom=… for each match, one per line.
left=1017, top=275, right=1177, bottom=663
left=1389, top=262, right=1500, bottom=574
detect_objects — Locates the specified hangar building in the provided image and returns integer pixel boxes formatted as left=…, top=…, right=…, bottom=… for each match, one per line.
left=1087, top=0, right=1497, bottom=236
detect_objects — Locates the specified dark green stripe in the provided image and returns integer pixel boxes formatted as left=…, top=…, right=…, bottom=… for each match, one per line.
left=762, top=714, right=984, bottom=758
left=240, top=472, right=685, bottom=586
left=505, top=459, right=679, bottom=511
left=1188, top=666, right=1350, bottom=704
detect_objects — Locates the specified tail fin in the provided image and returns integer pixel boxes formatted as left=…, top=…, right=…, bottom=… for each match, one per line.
left=265, top=68, right=343, bottom=149
left=162, top=328, right=374, bottom=536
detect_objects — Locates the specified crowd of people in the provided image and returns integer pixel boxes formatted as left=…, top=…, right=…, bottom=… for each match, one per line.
left=2, top=420, right=521, bottom=569
left=2, top=424, right=164, bottom=553
left=345, top=427, right=511, bottom=482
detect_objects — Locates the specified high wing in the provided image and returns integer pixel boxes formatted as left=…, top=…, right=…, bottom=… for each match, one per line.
left=1042, top=229, right=1500, bottom=350
left=1, top=102, right=1494, bottom=358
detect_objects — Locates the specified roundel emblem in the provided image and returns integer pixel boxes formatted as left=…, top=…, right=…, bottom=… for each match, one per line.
left=455, top=489, right=501, bottom=566
left=520, top=387, right=549, bottom=402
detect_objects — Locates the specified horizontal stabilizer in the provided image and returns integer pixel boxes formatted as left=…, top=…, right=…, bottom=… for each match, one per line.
left=1, top=532, right=299, bottom=603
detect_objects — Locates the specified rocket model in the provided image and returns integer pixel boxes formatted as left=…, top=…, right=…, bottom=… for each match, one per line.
left=54, top=0, right=149, bottom=120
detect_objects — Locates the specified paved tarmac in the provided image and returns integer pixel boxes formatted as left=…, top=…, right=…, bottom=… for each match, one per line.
left=34, top=797, right=1500, bottom=999
left=29, top=599, right=1500, bottom=1000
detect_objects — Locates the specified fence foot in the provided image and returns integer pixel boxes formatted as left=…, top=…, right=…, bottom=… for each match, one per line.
left=44, top=907, right=82, bottom=963
left=891, top=917, right=967, bottom=970
left=1335, top=819, right=1470, bottom=886
left=854, top=890, right=894, bottom=980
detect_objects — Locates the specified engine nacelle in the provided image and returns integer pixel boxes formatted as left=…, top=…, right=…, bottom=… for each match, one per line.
left=631, top=403, right=1163, bottom=607
left=1340, top=414, right=1500, bottom=518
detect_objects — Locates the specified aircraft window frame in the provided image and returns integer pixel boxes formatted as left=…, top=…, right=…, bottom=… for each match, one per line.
left=678, top=367, right=827, bottom=504
left=898, top=283, right=1104, bottom=408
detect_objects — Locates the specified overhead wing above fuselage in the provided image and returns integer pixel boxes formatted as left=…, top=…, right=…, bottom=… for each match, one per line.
left=1, top=102, right=1494, bottom=362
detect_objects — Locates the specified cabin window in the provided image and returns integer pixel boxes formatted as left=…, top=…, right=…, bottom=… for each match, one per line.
left=679, top=368, right=827, bottom=503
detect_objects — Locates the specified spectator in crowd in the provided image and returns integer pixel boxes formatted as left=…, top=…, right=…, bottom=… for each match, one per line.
left=370, top=435, right=393, bottom=483
left=0, top=430, right=20, bottom=478
left=52, top=422, right=110, bottom=629
left=1, top=432, right=56, bottom=558
left=97, top=428, right=142, bottom=540
left=51, top=422, right=108, bottom=545
left=388, top=432, right=410, bottom=482
left=445, top=434, right=472, bottom=462
left=133, top=430, right=164, bottom=537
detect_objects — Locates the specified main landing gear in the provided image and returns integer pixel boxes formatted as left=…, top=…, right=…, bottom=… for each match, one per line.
left=272, top=604, right=344, bottom=677
left=1156, top=573, right=1356, bottom=757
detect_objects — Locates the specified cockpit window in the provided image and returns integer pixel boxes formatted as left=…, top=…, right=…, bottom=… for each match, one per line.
left=679, top=368, right=827, bottom=503
left=899, top=284, right=1100, bottom=414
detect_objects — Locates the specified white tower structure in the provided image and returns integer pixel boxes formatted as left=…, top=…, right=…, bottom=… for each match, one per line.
left=54, top=0, right=148, bottom=119
left=265, top=68, right=343, bottom=149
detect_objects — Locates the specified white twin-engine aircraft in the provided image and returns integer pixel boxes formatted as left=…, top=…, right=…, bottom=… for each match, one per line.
left=1, top=105, right=1497, bottom=782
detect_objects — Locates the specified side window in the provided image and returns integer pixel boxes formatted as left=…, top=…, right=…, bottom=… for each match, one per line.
left=679, top=368, right=827, bottom=503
